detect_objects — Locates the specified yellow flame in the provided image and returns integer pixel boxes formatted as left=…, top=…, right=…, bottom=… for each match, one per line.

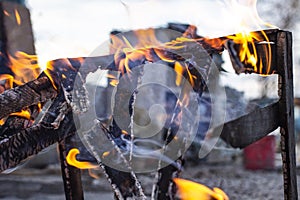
left=174, top=178, right=229, bottom=200
left=109, top=79, right=119, bottom=87
left=37, top=102, right=42, bottom=112
left=44, top=61, right=57, bottom=90
left=66, top=148, right=98, bottom=169
left=8, top=51, right=40, bottom=86
left=174, top=62, right=185, bottom=86
left=10, top=109, right=31, bottom=120
left=0, top=74, right=14, bottom=89
left=224, top=0, right=275, bottom=75
left=102, top=151, right=110, bottom=158
left=0, top=119, right=5, bottom=126
left=14, top=9, right=21, bottom=26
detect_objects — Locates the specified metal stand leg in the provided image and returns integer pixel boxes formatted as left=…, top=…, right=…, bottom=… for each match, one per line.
left=278, top=31, right=298, bottom=200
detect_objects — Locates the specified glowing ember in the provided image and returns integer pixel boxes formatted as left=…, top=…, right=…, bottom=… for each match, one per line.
left=66, top=148, right=98, bottom=169
left=174, top=178, right=229, bottom=200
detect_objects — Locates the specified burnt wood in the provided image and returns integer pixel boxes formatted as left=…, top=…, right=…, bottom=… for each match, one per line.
left=277, top=31, right=298, bottom=200
left=0, top=26, right=297, bottom=199
left=0, top=75, right=57, bottom=119
left=0, top=93, right=75, bottom=172
left=58, top=137, right=84, bottom=200
left=217, top=101, right=279, bottom=148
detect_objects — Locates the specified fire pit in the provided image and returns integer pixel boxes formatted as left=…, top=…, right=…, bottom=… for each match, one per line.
left=0, top=1, right=297, bottom=200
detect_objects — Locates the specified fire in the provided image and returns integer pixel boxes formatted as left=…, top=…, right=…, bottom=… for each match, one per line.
left=7, top=51, right=40, bottom=87
left=44, top=57, right=84, bottom=90
left=10, top=109, right=31, bottom=120
left=102, top=151, right=110, bottom=158
left=105, top=74, right=119, bottom=87
left=110, top=29, right=209, bottom=88
left=14, top=9, right=21, bottom=26
left=66, top=148, right=98, bottom=169
left=226, top=29, right=272, bottom=74
left=44, top=61, right=58, bottom=90
left=0, top=51, right=40, bottom=122
left=223, top=0, right=276, bottom=75
left=0, top=74, right=14, bottom=90
left=174, top=178, right=229, bottom=200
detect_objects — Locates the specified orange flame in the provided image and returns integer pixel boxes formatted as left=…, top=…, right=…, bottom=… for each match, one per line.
left=14, top=9, right=21, bottom=26
left=44, top=61, right=57, bottom=90
left=226, top=30, right=272, bottom=74
left=7, top=51, right=40, bottom=87
left=223, top=0, right=275, bottom=75
left=0, top=74, right=14, bottom=90
left=109, top=79, right=119, bottom=87
left=0, top=52, right=40, bottom=121
left=174, top=178, right=229, bottom=200
left=10, top=109, right=31, bottom=120
left=66, top=148, right=98, bottom=169
left=44, top=57, right=84, bottom=90
left=110, top=29, right=200, bottom=87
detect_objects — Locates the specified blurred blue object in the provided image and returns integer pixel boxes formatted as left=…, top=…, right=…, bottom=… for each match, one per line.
left=0, top=0, right=25, bottom=5
left=295, top=117, right=300, bottom=141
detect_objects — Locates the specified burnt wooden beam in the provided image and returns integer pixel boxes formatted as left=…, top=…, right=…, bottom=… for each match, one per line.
left=0, top=1, right=36, bottom=57
left=0, top=75, right=57, bottom=119
left=58, top=136, right=84, bottom=200
left=216, top=101, right=279, bottom=148
left=277, top=31, right=298, bottom=200
left=0, top=93, right=75, bottom=172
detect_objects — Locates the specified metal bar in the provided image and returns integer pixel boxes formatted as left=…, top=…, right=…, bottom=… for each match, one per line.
left=277, top=31, right=298, bottom=200
left=58, top=136, right=84, bottom=200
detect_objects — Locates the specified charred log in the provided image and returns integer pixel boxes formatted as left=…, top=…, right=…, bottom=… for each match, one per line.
left=0, top=93, right=75, bottom=172
left=0, top=76, right=57, bottom=120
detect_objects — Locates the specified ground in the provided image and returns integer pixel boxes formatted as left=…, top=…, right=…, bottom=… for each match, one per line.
left=0, top=150, right=299, bottom=200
